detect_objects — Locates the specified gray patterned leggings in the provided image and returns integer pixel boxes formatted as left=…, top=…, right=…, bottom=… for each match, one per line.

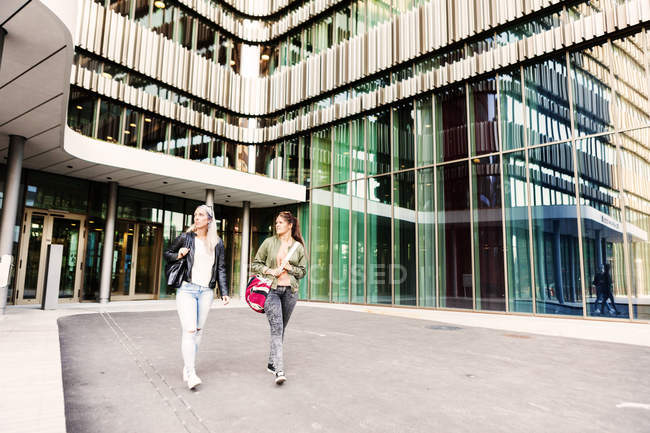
left=265, top=286, right=297, bottom=372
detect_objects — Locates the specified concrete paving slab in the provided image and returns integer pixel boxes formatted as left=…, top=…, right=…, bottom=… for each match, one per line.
left=57, top=306, right=650, bottom=433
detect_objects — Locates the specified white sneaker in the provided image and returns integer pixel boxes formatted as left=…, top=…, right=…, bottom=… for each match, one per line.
left=275, top=371, right=286, bottom=385
left=187, top=371, right=202, bottom=390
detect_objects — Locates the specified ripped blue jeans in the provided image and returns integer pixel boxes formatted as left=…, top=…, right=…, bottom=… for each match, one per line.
left=176, top=281, right=214, bottom=373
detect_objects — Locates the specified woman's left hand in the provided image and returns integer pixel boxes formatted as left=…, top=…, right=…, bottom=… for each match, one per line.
left=222, top=295, right=230, bottom=305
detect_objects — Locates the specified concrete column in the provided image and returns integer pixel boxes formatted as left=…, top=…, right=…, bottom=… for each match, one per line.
left=553, top=220, right=565, bottom=304
left=238, top=201, right=250, bottom=299
left=0, top=135, right=25, bottom=314
left=205, top=189, right=215, bottom=208
left=98, top=182, right=118, bottom=304
left=0, top=28, right=7, bottom=71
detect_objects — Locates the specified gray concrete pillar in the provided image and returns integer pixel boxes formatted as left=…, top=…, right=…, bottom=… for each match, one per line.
left=205, top=189, right=215, bottom=208
left=239, top=201, right=251, bottom=299
left=98, top=182, right=118, bottom=304
left=553, top=220, right=565, bottom=304
left=0, top=28, right=7, bottom=71
left=0, top=135, right=25, bottom=314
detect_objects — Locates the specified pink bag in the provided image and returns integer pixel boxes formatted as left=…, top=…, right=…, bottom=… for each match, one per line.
left=245, top=275, right=272, bottom=313
left=246, top=242, right=300, bottom=313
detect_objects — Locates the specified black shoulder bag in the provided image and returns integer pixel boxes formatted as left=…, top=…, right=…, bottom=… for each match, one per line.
left=165, top=235, right=188, bottom=288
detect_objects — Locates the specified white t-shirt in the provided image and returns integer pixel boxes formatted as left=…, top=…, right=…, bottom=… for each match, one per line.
left=192, top=237, right=215, bottom=288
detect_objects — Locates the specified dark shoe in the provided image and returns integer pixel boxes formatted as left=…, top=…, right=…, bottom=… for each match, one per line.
left=267, top=363, right=275, bottom=375
left=275, top=371, right=286, bottom=385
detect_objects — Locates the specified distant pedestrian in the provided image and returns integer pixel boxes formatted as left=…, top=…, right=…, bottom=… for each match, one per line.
left=164, top=204, right=229, bottom=389
left=592, top=263, right=619, bottom=316
left=251, top=211, right=307, bottom=385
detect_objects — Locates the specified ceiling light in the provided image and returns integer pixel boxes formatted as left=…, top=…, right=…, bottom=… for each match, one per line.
left=230, top=60, right=235, bottom=66
left=144, top=117, right=151, bottom=123
left=154, top=1, right=166, bottom=9
left=261, top=54, right=270, bottom=61
left=101, top=72, right=112, bottom=79
left=76, top=105, right=83, bottom=110
left=66, top=165, right=73, bottom=169
left=129, top=123, right=137, bottom=127
left=473, top=158, right=481, bottom=163
left=124, top=130, right=131, bottom=134
left=107, top=177, right=113, bottom=180
left=106, top=136, right=113, bottom=140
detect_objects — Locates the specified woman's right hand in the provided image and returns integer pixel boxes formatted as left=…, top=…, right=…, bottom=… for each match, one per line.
left=177, top=247, right=190, bottom=260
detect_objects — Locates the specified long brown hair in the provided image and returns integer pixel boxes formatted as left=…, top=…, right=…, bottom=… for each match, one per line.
left=276, top=211, right=305, bottom=248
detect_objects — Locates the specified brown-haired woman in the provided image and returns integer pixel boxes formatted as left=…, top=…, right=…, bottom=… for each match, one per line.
left=251, top=211, right=307, bottom=385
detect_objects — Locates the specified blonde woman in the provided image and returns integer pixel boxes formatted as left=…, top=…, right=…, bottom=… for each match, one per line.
left=164, top=204, right=229, bottom=390
left=251, top=211, right=307, bottom=385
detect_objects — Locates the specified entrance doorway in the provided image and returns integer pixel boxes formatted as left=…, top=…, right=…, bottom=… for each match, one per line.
left=109, top=221, right=163, bottom=300
left=14, top=209, right=87, bottom=304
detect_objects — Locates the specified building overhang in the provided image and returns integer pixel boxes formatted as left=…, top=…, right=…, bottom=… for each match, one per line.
left=62, top=127, right=306, bottom=207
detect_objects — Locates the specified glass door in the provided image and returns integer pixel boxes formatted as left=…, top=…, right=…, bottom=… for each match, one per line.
left=14, top=210, right=86, bottom=304
left=110, top=221, right=162, bottom=300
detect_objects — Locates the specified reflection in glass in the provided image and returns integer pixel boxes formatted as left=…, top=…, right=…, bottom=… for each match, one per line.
left=570, top=45, right=613, bottom=136
left=351, top=180, right=365, bottom=303
left=300, top=136, right=311, bottom=188
left=123, top=108, right=139, bottom=147
left=312, top=129, right=332, bottom=187
left=298, top=203, right=310, bottom=299
left=332, top=183, right=350, bottom=303
left=469, top=78, right=499, bottom=155
left=255, top=145, right=276, bottom=177
left=97, top=99, right=121, bottom=143
left=84, top=219, right=104, bottom=301
left=525, top=58, right=571, bottom=146
left=393, top=102, right=415, bottom=170
left=309, top=188, right=331, bottom=301
left=334, top=123, right=350, bottom=183
left=611, top=32, right=650, bottom=130
left=52, top=218, right=80, bottom=298
left=529, top=143, right=582, bottom=316
left=575, top=136, right=627, bottom=317
left=351, top=118, right=365, bottom=179
left=367, top=175, right=391, bottom=304
left=394, top=171, right=416, bottom=305
left=135, top=224, right=160, bottom=294
left=283, top=139, right=299, bottom=183
left=141, top=116, right=166, bottom=152
left=417, top=167, right=435, bottom=307
left=367, top=110, right=391, bottom=175
left=23, top=215, right=44, bottom=300
left=437, top=162, right=472, bottom=309
left=68, top=88, right=96, bottom=136
left=111, top=221, right=135, bottom=296
left=189, top=133, right=210, bottom=163
left=416, top=96, right=434, bottom=166
left=499, top=70, right=524, bottom=151
left=436, top=85, right=468, bottom=162
left=503, top=152, right=533, bottom=312
left=472, top=156, right=505, bottom=311
left=169, top=125, right=188, bottom=158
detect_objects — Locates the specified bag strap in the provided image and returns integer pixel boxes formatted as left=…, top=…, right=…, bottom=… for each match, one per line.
left=279, top=242, right=300, bottom=270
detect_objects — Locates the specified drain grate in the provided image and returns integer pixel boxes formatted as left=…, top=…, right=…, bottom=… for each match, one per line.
left=426, top=325, right=462, bottom=331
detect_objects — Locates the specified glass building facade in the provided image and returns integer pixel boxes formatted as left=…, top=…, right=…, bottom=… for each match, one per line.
left=4, top=0, right=648, bottom=321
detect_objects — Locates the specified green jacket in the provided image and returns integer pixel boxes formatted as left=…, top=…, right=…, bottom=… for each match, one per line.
left=251, top=236, right=307, bottom=293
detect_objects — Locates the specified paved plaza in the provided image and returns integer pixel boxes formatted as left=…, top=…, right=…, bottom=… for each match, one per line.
left=2, top=301, right=650, bottom=433
left=62, top=306, right=649, bottom=433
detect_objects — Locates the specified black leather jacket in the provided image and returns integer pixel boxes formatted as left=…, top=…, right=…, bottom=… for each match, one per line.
left=163, top=232, right=228, bottom=297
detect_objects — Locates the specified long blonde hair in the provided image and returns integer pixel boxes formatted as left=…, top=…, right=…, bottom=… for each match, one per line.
left=186, top=204, right=220, bottom=250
